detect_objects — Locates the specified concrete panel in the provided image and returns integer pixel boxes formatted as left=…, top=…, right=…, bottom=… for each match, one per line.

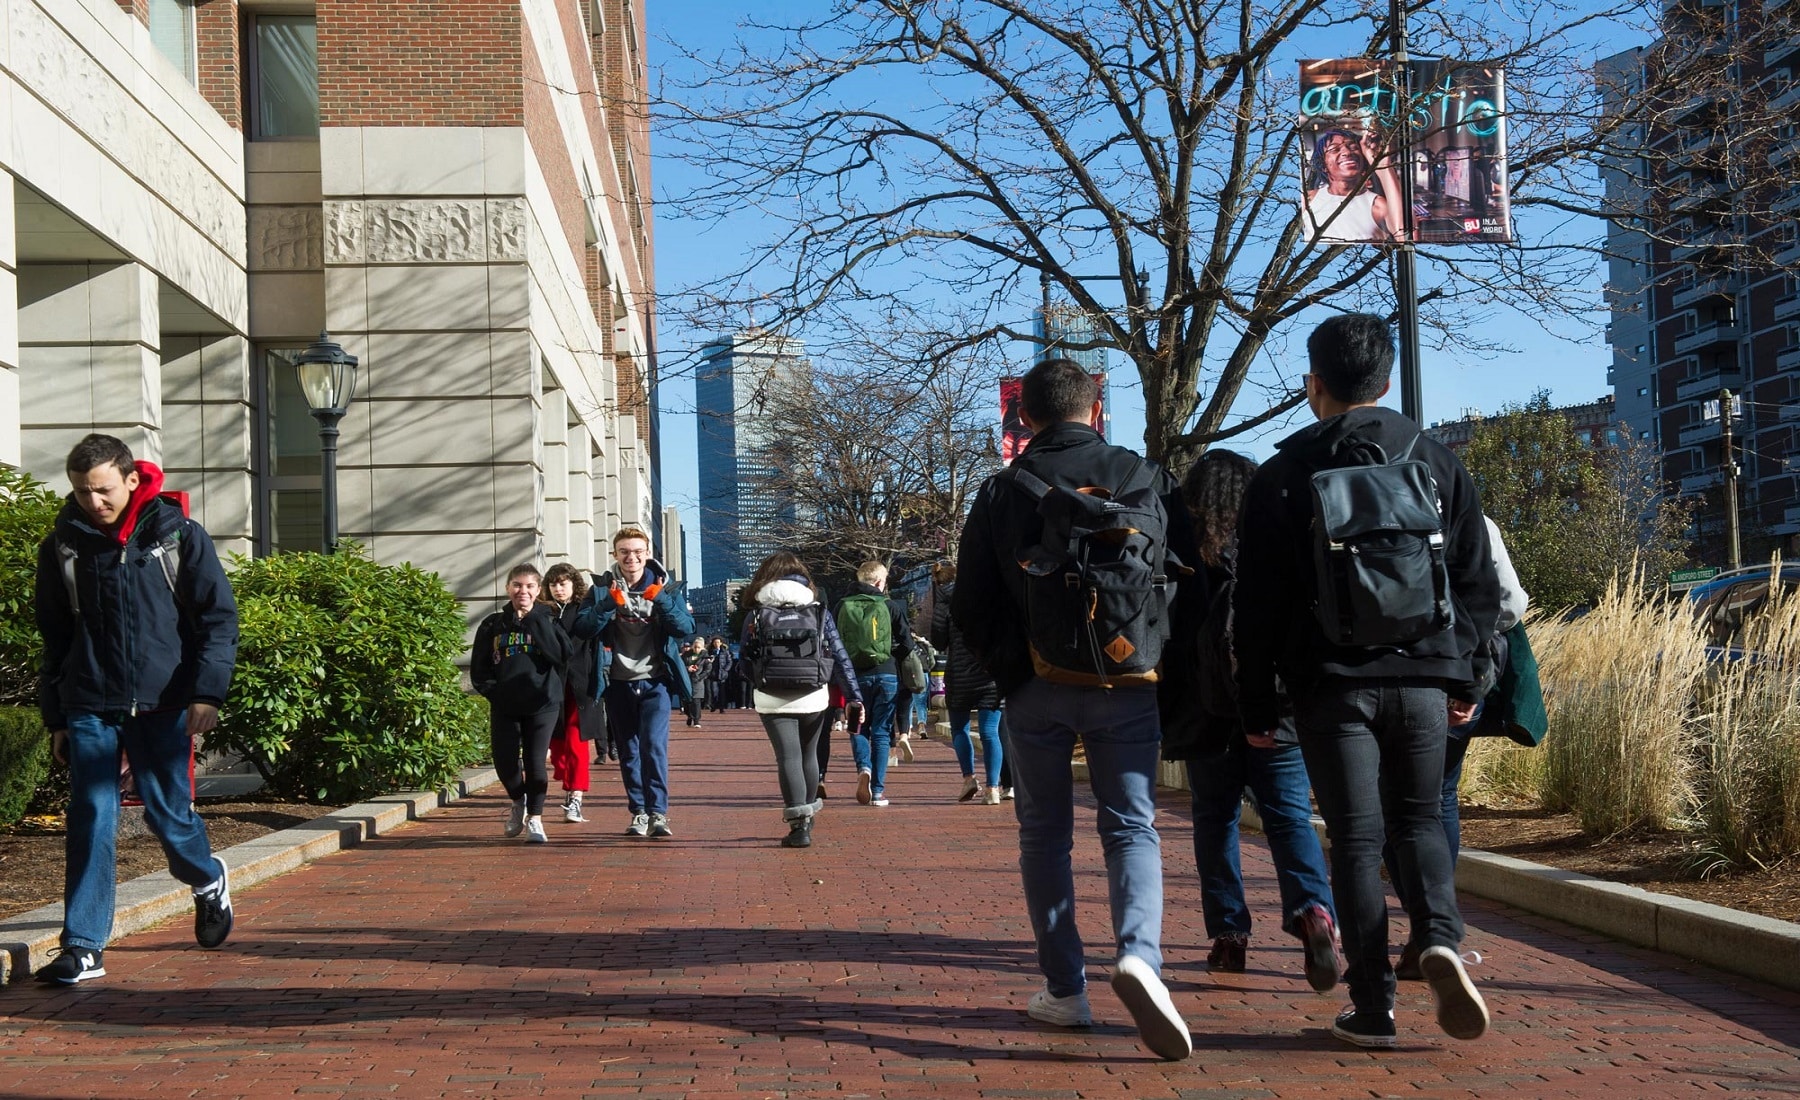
left=544, top=496, right=570, bottom=558
left=18, top=344, right=94, bottom=423
left=199, top=401, right=253, bottom=470
left=17, top=264, right=99, bottom=342
left=322, top=265, right=369, bottom=337
left=319, top=128, right=364, bottom=197
left=88, top=344, right=161, bottom=426
left=365, top=398, right=497, bottom=468
left=489, top=331, right=533, bottom=397
left=1457, top=852, right=1662, bottom=949
left=0, top=269, right=17, bottom=372
left=346, top=462, right=537, bottom=534
left=249, top=272, right=327, bottom=342
left=365, top=265, right=490, bottom=332
left=362, top=331, right=494, bottom=400
left=372, top=530, right=504, bottom=611
left=0, top=367, right=18, bottom=468
left=160, top=334, right=204, bottom=403
left=1656, top=895, right=1800, bottom=991
left=197, top=468, right=254, bottom=547
left=199, top=336, right=251, bottom=404
left=489, top=264, right=530, bottom=330
left=361, top=128, right=486, bottom=197
left=483, top=128, right=526, bottom=196
left=0, top=172, right=14, bottom=265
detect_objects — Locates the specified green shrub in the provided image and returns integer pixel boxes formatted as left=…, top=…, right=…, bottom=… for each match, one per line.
left=211, top=545, right=487, bottom=803
left=0, top=469, right=62, bottom=707
left=0, top=707, right=50, bottom=826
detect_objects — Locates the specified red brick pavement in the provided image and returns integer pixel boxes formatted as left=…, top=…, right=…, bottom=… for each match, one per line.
left=4, top=709, right=1800, bottom=1098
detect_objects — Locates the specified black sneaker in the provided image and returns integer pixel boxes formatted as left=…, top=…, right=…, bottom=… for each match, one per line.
left=1206, top=934, right=1247, bottom=973
left=193, top=860, right=234, bottom=949
left=1331, top=1006, right=1398, bottom=1048
left=37, top=948, right=105, bottom=984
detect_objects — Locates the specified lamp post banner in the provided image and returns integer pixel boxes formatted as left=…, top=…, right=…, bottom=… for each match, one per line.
left=1298, top=58, right=1512, bottom=245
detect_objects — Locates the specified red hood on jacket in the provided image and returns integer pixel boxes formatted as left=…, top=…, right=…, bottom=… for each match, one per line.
left=113, top=461, right=166, bottom=546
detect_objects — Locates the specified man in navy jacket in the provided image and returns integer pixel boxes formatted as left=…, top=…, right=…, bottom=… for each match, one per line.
left=35, top=434, right=239, bottom=984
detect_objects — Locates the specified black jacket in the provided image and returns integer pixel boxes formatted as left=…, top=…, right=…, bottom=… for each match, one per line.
left=929, top=582, right=1000, bottom=711
left=952, top=421, right=1203, bottom=699
left=1232, top=405, right=1500, bottom=732
left=471, top=602, right=570, bottom=716
left=833, top=582, right=913, bottom=678
left=545, top=599, right=608, bottom=740
left=37, top=494, right=239, bottom=730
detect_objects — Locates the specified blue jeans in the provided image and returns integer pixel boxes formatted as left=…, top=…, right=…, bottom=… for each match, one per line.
left=1005, top=678, right=1165, bottom=997
left=1295, top=679, right=1463, bottom=1015
left=63, top=710, right=222, bottom=951
left=911, top=691, right=929, bottom=729
left=851, top=671, right=898, bottom=796
left=604, top=680, right=674, bottom=815
left=950, top=707, right=1004, bottom=788
left=1185, top=739, right=1334, bottom=941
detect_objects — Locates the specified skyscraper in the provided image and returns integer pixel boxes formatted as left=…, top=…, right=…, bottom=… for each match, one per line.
left=1035, top=301, right=1110, bottom=436
left=695, top=329, right=809, bottom=584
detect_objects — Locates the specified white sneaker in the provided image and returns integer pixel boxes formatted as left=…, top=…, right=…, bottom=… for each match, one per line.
left=626, top=812, right=651, bottom=837
left=959, top=775, right=980, bottom=802
left=524, top=816, right=548, bottom=844
left=898, top=734, right=915, bottom=763
left=1111, top=954, right=1193, bottom=1061
left=563, top=792, right=586, bottom=823
left=856, top=770, right=873, bottom=805
left=983, top=786, right=1002, bottom=805
left=1027, top=986, right=1093, bottom=1027
left=504, top=799, right=526, bottom=837
left=1002, top=787, right=1015, bottom=801
left=1420, top=945, right=1489, bottom=1040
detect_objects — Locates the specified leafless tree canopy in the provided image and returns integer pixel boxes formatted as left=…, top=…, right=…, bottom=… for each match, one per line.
left=659, top=0, right=1797, bottom=470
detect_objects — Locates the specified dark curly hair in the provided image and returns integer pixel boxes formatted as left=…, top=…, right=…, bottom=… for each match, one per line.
left=1180, top=449, right=1260, bottom=568
left=540, top=562, right=589, bottom=607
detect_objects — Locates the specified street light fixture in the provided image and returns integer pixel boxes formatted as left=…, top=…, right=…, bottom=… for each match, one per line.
left=292, top=331, right=359, bottom=553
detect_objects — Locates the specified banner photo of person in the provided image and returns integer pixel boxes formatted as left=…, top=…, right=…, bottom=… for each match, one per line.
left=1000, top=374, right=1106, bottom=464
left=1297, top=58, right=1511, bottom=245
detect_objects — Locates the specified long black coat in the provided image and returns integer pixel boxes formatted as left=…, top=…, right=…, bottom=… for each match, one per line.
left=929, top=583, right=1000, bottom=712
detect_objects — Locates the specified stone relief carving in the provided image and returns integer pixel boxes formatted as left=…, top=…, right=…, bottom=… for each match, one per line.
left=249, top=208, right=324, bottom=271
left=321, top=199, right=530, bottom=264
left=14, top=2, right=242, bottom=259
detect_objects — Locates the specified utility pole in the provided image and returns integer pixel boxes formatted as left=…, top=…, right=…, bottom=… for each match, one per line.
left=1391, top=0, right=1423, bottom=425
left=1719, top=387, right=1742, bottom=569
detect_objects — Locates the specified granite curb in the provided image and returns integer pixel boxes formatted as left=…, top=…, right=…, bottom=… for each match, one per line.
left=1232, top=797, right=1800, bottom=995
left=0, top=765, right=501, bottom=986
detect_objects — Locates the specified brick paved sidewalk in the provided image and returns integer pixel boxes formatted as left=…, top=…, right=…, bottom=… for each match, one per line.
left=4, top=709, right=1799, bottom=1098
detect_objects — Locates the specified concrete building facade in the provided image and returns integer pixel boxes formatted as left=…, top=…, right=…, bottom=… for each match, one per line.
left=1600, top=0, right=1800, bottom=559
left=2, top=0, right=658, bottom=613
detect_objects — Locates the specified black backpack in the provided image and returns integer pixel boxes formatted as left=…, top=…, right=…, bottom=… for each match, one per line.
left=745, top=603, right=833, bottom=691
left=1308, top=433, right=1454, bottom=647
left=1003, top=459, right=1177, bottom=687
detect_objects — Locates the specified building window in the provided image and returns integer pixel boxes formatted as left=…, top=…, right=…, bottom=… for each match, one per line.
left=1638, top=386, right=1650, bottom=396
left=1640, top=429, right=1652, bottom=439
left=255, top=348, right=323, bottom=552
left=248, top=15, right=319, bottom=139
left=149, top=0, right=197, bottom=85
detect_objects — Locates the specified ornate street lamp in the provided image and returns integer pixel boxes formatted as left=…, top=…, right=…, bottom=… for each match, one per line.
left=293, top=331, right=359, bottom=553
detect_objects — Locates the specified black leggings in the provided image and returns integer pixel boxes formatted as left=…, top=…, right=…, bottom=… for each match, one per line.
left=491, top=706, right=559, bottom=814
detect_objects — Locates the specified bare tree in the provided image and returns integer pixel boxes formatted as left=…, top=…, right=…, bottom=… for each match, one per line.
left=659, top=0, right=1797, bottom=470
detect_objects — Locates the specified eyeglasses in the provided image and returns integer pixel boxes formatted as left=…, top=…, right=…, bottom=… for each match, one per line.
left=616, top=549, right=647, bottom=558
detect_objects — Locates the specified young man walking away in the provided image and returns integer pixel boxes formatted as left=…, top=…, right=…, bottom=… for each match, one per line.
left=472, top=563, right=571, bottom=844
left=953, top=359, right=1202, bottom=1061
left=833, top=561, right=913, bottom=807
left=35, top=434, right=239, bottom=983
left=575, top=526, right=694, bottom=839
left=1233, top=314, right=1501, bottom=1047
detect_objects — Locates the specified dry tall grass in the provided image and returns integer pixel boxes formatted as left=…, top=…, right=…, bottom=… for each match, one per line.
left=1521, top=572, right=1704, bottom=836
left=1695, top=576, right=1800, bottom=871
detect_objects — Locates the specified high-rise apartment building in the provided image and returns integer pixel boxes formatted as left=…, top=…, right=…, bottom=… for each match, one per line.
left=694, top=328, right=808, bottom=585
left=1034, top=301, right=1111, bottom=435
left=2, top=0, right=658, bottom=617
left=1601, top=0, right=1800, bottom=559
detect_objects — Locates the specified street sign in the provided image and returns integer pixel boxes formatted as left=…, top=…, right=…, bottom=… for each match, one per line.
left=1669, top=566, right=1721, bottom=592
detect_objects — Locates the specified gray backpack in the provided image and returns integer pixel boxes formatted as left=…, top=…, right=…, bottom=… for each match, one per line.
left=1309, top=434, right=1453, bottom=647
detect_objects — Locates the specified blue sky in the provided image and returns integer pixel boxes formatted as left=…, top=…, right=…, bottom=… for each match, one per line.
left=647, top=3, right=1619, bottom=585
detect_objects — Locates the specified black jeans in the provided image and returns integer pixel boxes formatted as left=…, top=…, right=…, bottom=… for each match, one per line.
left=1295, top=678, right=1463, bottom=1014
left=491, top=705, right=559, bottom=815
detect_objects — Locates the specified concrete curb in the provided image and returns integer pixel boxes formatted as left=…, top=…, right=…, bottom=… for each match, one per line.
left=1233, top=800, right=1800, bottom=995
left=0, top=765, right=501, bottom=986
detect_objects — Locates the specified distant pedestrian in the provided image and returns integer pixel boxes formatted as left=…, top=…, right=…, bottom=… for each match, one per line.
left=35, top=434, right=240, bottom=984
left=542, top=563, right=607, bottom=824
left=929, top=567, right=1005, bottom=804
left=574, top=527, right=695, bottom=839
left=682, top=640, right=708, bottom=727
left=834, top=561, right=913, bottom=807
left=1234, top=313, right=1499, bottom=1047
left=954, top=358, right=1200, bottom=1060
left=473, top=563, right=571, bottom=845
left=1161, top=448, right=1340, bottom=985
left=707, top=636, right=733, bottom=712
left=739, top=550, right=865, bottom=847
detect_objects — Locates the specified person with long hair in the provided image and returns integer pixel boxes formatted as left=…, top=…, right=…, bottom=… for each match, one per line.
left=739, top=550, right=865, bottom=848
left=542, top=563, right=606, bottom=823
left=1163, top=449, right=1341, bottom=985
left=929, top=562, right=1005, bottom=804
left=1302, top=125, right=1404, bottom=242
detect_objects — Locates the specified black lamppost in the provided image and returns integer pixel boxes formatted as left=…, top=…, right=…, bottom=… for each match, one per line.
left=293, top=331, right=359, bottom=553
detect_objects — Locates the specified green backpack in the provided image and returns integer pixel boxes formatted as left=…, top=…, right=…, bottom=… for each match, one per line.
left=836, top=593, right=893, bottom=670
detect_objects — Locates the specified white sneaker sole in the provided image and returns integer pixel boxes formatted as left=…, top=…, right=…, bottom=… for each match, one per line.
left=1111, top=956, right=1192, bottom=1061
left=1420, top=946, right=1489, bottom=1040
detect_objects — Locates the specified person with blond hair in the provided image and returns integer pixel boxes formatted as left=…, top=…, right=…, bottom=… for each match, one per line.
left=573, top=527, right=694, bottom=838
left=833, top=559, right=913, bottom=806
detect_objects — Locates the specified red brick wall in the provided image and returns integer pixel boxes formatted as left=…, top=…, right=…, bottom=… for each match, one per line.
left=116, top=0, right=148, bottom=23
left=316, top=1, right=523, bottom=127
left=195, top=1, right=242, bottom=130
left=523, top=36, right=589, bottom=270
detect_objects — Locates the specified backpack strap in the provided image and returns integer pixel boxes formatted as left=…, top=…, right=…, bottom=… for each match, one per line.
left=148, top=526, right=184, bottom=596
left=56, top=539, right=81, bottom=617
left=999, top=465, right=1054, bottom=501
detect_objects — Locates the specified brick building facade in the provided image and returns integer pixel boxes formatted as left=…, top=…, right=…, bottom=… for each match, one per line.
left=2, top=0, right=660, bottom=614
